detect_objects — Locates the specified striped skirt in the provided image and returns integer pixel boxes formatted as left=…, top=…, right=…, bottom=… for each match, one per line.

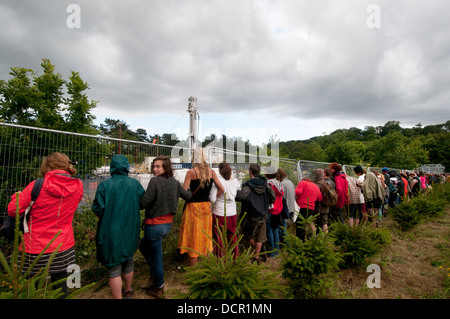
left=18, top=246, right=75, bottom=275
left=178, top=202, right=213, bottom=258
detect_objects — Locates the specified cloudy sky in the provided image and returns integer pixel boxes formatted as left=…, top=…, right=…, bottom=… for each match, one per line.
left=1, top=0, right=449, bottom=144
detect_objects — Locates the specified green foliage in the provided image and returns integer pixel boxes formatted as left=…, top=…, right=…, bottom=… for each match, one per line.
left=390, top=200, right=422, bottom=231
left=391, top=184, right=448, bottom=231
left=0, top=59, right=97, bottom=133
left=280, top=230, right=343, bottom=299
left=278, top=120, right=448, bottom=168
left=330, top=223, right=391, bottom=269
left=173, top=247, right=285, bottom=299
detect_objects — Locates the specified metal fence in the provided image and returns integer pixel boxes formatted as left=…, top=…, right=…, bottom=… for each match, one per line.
left=419, top=164, right=446, bottom=174
left=1, top=122, right=444, bottom=256
left=0, top=122, right=194, bottom=255
left=0, top=122, right=299, bottom=255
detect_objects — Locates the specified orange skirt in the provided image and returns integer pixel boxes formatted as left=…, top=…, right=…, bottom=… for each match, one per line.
left=178, top=202, right=213, bottom=258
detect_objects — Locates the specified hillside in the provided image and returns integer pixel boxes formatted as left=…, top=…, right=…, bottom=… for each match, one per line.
left=78, top=208, right=449, bottom=300
left=278, top=120, right=450, bottom=170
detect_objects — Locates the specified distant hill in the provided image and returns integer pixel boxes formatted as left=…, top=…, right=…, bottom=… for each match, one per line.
left=278, top=120, right=450, bottom=170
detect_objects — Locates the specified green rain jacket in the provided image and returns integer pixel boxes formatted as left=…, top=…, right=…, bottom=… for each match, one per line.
left=92, top=155, right=145, bottom=268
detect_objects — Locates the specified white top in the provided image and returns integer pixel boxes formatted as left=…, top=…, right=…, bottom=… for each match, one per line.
left=209, top=175, right=241, bottom=216
left=358, top=174, right=365, bottom=203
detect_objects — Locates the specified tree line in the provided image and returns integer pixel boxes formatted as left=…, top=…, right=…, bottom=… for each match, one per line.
left=278, top=121, right=449, bottom=170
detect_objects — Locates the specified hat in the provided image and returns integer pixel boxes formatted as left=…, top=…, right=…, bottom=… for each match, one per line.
left=262, top=165, right=277, bottom=175
left=382, top=167, right=389, bottom=172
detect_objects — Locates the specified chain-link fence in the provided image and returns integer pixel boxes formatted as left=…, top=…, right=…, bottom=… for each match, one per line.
left=419, top=164, right=445, bottom=174
left=0, top=122, right=298, bottom=257
left=0, top=122, right=191, bottom=256
left=1, top=122, right=444, bottom=263
left=297, top=160, right=334, bottom=181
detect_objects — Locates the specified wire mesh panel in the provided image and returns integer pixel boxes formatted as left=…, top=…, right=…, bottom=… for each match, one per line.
left=206, top=146, right=298, bottom=185
left=343, top=164, right=368, bottom=178
left=419, top=164, right=445, bottom=174
left=297, top=160, right=332, bottom=181
left=0, top=122, right=191, bottom=256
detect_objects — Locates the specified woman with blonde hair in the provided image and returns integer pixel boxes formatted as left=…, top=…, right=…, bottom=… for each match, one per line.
left=178, top=148, right=224, bottom=266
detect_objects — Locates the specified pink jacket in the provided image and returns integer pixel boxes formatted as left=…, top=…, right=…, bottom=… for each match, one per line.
left=334, top=172, right=349, bottom=209
left=295, top=180, right=323, bottom=210
left=8, top=170, right=83, bottom=254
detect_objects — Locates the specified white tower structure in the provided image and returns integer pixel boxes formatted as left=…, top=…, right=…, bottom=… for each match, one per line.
left=187, top=96, right=198, bottom=164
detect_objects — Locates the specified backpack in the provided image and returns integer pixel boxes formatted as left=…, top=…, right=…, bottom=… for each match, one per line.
left=317, top=181, right=338, bottom=207
left=241, top=180, right=270, bottom=219
left=0, top=178, right=44, bottom=241
left=268, top=182, right=284, bottom=215
left=388, top=181, right=397, bottom=194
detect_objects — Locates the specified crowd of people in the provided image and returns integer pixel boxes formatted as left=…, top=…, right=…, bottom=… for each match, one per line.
left=5, top=150, right=449, bottom=300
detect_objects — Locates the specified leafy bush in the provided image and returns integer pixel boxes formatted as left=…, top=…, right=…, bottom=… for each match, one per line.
left=330, top=223, right=391, bottom=269
left=390, top=199, right=422, bottom=231
left=172, top=210, right=285, bottom=299
left=412, top=196, right=446, bottom=219
left=281, top=230, right=342, bottom=299
left=391, top=183, right=449, bottom=231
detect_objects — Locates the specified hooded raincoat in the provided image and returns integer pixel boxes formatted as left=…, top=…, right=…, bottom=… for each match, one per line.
left=92, top=155, right=145, bottom=268
left=7, top=170, right=83, bottom=254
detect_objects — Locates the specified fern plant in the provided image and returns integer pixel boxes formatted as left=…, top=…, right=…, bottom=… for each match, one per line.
left=330, top=222, right=391, bottom=269
left=280, top=229, right=342, bottom=299
left=172, top=193, right=285, bottom=299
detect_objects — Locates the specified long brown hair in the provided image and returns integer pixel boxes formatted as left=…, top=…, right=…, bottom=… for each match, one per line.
left=152, top=155, right=174, bottom=178
left=219, top=161, right=232, bottom=180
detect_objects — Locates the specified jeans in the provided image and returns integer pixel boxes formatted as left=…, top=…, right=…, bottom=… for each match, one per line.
left=266, top=214, right=280, bottom=257
left=279, top=218, right=287, bottom=244
left=141, top=223, right=171, bottom=288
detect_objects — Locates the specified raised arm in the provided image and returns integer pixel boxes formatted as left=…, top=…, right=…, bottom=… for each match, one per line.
left=211, top=169, right=224, bottom=196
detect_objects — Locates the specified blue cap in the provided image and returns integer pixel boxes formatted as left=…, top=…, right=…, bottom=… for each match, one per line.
left=382, top=167, right=389, bottom=172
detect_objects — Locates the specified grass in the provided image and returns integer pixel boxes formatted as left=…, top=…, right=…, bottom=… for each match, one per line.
left=76, top=205, right=449, bottom=299
left=328, top=209, right=450, bottom=299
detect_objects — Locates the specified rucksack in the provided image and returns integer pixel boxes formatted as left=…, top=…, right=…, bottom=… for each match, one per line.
left=241, top=180, right=270, bottom=219
left=0, top=178, right=44, bottom=241
left=268, top=182, right=284, bottom=215
left=388, top=181, right=397, bottom=194
left=317, top=181, right=338, bottom=207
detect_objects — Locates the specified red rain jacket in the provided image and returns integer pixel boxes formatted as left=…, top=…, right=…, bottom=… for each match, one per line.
left=334, top=172, right=349, bottom=209
left=8, top=170, right=83, bottom=254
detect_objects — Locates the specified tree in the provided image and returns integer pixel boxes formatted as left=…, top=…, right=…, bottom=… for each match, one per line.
left=0, top=59, right=104, bottom=192
left=33, top=59, right=65, bottom=128
left=0, top=58, right=97, bottom=133
left=423, top=133, right=450, bottom=169
left=365, top=131, right=427, bottom=169
left=63, top=71, right=97, bottom=134
left=380, top=121, right=401, bottom=137
left=0, top=67, right=40, bottom=125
